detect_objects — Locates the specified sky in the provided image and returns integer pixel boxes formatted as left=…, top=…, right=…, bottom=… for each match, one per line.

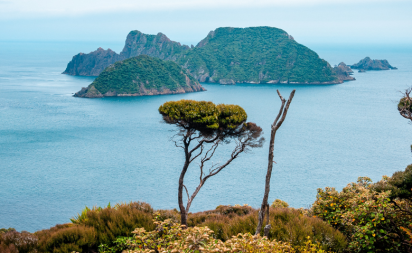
left=0, top=0, right=411, bottom=48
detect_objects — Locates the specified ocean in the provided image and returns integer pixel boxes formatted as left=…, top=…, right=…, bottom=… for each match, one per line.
left=1, top=41, right=411, bottom=232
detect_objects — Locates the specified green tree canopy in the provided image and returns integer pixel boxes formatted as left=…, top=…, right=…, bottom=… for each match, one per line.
left=159, top=100, right=248, bottom=132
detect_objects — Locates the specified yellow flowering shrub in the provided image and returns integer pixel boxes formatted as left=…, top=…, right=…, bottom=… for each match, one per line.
left=312, top=177, right=412, bottom=252
left=118, top=215, right=331, bottom=253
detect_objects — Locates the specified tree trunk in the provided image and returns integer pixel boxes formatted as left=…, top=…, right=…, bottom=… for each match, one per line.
left=255, top=90, right=295, bottom=236
left=178, top=141, right=190, bottom=227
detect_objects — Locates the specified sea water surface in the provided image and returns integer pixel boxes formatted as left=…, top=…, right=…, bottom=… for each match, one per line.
left=1, top=41, right=411, bottom=232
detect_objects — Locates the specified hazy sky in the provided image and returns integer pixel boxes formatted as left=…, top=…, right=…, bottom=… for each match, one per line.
left=1, top=0, right=411, bottom=47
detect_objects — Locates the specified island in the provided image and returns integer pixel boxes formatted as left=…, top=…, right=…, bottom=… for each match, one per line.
left=64, top=26, right=343, bottom=85
left=333, top=62, right=355, bottom=82
left=350, top=57, right=397, bottom=72
left=74, top=55, right=205, bottom=98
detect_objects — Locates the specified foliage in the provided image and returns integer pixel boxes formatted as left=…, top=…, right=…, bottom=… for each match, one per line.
left=186, top=205, right=347, bottom=251
left=175, top=26, right=339, bottom=84
left=34, top=202, right=155, bottom=253
left=90, top=55, right=200, bottom=95
left=398, top=88, right=412, bottom=122
left=373, top=164, right=412, bottom=200
left=100, top=215, right=332, bottom=253
left=0, top=229, right=38, bottom=253
left=37, top=224, right=97, bottom=253
left=0, top=228, right=16, bottom=234
left=311, top=174, right=412, bottom=252
left=159, top=99, right=247, bottom=131
left=271, top=199, right=290, bottom=208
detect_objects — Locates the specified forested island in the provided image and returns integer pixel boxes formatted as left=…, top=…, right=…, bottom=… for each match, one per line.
left=64, top=26, right=343, bottom=85
left=74, top=55, right=205, bottom=98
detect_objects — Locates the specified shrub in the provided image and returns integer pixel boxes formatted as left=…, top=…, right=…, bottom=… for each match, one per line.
left=0, top=229, right=38, bottom=253
left=312, top=175, right=412, bottom=252
left=37, top=224, right=97, bottom=253
left=186, top=205, right=347, bottom=252
left=271, top=199, right=290, bottom=208
left=0, top=228, right=16, bottom=234
left=102, top=216, right=335, bottom=253
left=35, top=202, right=155, bottom=253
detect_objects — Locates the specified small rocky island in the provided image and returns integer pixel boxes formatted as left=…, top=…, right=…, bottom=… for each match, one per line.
left=74, top=55, right=205, bottom=98
left=334, top=62, right=355, bottom=82
left=350, top=57, right=397, bottom=72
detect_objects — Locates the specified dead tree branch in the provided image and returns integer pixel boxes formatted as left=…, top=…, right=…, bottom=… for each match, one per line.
left=255, top=89, right=296, bottom=236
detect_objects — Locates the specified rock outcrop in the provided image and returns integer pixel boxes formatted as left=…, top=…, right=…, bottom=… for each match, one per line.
left=64, top=27, right=341, bottom=85
left=63, top=48, right=122, bottom=76
left=333, top=62, right=355, bottom=82
left=64, top=31, right=189, bottom=76
left=74, top=55, right=205, bottom=98
left=350, top=57, right=397, bottom=71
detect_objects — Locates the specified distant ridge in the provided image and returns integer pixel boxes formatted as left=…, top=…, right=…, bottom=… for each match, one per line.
left=64, top=26, right=341, bottom=85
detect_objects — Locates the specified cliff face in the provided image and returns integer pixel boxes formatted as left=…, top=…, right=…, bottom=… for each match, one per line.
left=62, top=48, right=121, bottom=76
left=74, top=55, right=205, bottom=98
left=119, top=31, right=190, bottom=60
left=334, top=62, right=355, bottom=82
left=64, top=27, right=340, bottom=84
left=63, top=31, right=189, bottom=76
left=350, top=57, right=397, bottom=71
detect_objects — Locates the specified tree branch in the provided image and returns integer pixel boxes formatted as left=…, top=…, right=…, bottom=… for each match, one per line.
left=190, top=145, right=204, bottom=163
left=183, top=184, right=190, bottom=201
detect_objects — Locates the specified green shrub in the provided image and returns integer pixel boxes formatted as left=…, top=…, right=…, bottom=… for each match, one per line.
left=272, top=199, right=290, bottom=208
left=38, top=224, right=97, bottom=253
left=102, top=216, right=336, bottom=253
left=35, top=202, right=155, bottom=253
left=187, top=205, right=347, bottom=252
left=312, top=173, right=412, bottom=252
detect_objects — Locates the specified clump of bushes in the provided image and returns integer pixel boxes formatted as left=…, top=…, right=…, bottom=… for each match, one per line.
left=35, top=202, right=155, bottom=253
left=187, top=205, right=347, bottom=251
left=311, top=165, right=412, bottom=252
left=1, top=202, right=346, bottom=252
left=102, top=215, right=330, bottom=253
left=271, top=199, right=290, bottom=208
left=0, top=228, right=38, bottom=253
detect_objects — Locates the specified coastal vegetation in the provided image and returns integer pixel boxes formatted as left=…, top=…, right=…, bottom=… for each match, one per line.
left=1, top=164, right=411, bottom=252
left=176, top=27, right=339, bottom=84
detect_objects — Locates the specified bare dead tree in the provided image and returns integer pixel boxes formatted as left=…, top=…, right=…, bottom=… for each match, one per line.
left=255, top=89, right=296, bottom=236
left=159, top=100, right=264, bottom=227
left=398, top=88, right=412, bottom=121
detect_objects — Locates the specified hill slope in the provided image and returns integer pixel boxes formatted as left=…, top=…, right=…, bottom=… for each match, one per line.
left=74, top=55, right=205, bottom=98
left=65, top=27, right=340, bottom=84
left=177, top=27, right=339, bottom=84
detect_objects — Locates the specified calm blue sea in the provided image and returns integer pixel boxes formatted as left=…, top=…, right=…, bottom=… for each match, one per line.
left=1, top=41, right=411, bottom=232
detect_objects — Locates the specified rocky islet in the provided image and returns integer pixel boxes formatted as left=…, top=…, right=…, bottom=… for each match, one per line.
left=350, top=57, right=397, bottom=72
